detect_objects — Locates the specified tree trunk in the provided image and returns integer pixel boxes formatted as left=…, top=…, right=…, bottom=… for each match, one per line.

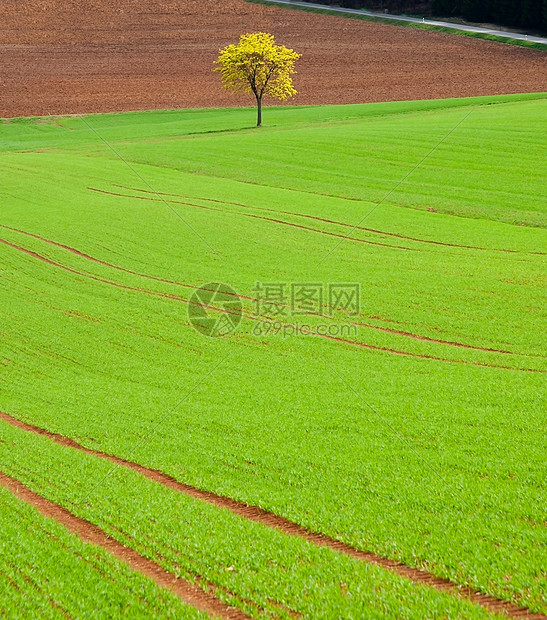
left=256, top=95, right=262, bottom=127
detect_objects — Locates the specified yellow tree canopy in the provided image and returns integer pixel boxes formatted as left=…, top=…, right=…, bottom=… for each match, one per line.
left=215, top=32, right=301, bottom=126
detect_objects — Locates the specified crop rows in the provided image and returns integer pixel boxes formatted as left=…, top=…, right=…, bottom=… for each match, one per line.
left=0, top=94, right=545, bottom=617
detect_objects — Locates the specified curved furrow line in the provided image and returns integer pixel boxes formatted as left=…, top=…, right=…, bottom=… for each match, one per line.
left=355, top=322, right=516, bottom=355
left=1, top=236, right=542, bottom=373
left=115, top=184, right=521, bottom=255
left=0, top=412, right=544, bottom=620
left=0, top=222, right=537, bottom=360
left=0, top=237, right=244, bottom=324
left=0, top=471, right=251, bottom=620
left=0, top=223, right=256, bottom=303
left=317, top=332, right=545, bottom=373
left=0, top=237, right=187, bottom=301
left=88, top=187, right=417, bottom=252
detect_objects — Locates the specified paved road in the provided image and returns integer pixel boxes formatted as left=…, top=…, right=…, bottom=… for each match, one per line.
left=262, top=0, right=547, bottom=45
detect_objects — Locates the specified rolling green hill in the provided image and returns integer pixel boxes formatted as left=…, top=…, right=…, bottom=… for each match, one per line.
left=0, top=93, right=546, bottom=617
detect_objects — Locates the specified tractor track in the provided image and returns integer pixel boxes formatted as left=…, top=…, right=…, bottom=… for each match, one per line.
left=0, top=233, right=543, bottom=373
left=0, top=470, right=251, bottom=619
left=0, top=221, right=537, bottom=360
left=115, top=184, right=525, bottom=255
left=0, top=411, right=544, bottom=619
left=87, top=187, right=416, bottom=252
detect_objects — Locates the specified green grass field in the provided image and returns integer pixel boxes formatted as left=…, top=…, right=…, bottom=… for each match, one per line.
left=0, top=93, right=546, bottom=618
left=0, top=485, right=204, bottom=619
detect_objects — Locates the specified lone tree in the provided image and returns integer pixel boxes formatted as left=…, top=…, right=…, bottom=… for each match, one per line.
left=215, top=32, right=300, bottom=127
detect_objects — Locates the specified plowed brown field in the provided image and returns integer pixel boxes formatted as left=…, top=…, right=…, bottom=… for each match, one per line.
left=0, top=0, right=546, bottom=117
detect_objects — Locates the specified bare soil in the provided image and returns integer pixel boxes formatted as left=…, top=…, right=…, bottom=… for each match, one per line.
left=0, top=0, right=546, bottom=118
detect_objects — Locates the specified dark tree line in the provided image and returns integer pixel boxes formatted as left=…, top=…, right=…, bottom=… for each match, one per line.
left=304, top=0, right=547, bottom=34
left=434, top=0, right=545, bottom=31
